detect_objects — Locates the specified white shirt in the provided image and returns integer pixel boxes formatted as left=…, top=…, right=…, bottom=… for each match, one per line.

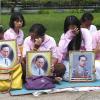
left=31, top=64, right=45, bottom=76
left=0, top=55, right=12, bottom=68
left=89, top=25, right=97, bottom=34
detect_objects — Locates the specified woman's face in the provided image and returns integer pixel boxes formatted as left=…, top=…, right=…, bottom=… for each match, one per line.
left=30, top=32, right=44, bottom=42
left=84, top=20, right=92, bottom=28
left=14, top=19, right=23, bottom=29
left=68, top=24, right=78, bottom=30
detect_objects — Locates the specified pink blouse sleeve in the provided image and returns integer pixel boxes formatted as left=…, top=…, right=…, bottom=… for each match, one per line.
left=57, top=30, right=75, bottom=62
left=4, top=30, right=15, bottom=40
left=58, top=30, right=75, bottom=53
left=4, top=31, right=10, bottom=40
left=81, top=28, right=92, bottom=51
left=22, top=37, right=31, bottom=57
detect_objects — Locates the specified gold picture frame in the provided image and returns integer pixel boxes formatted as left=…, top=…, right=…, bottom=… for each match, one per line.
left=26, top=51, right=52, bottom=78
left=0, top=40, right=17, bottom=70
left=69, top=51, right=95, bottom=82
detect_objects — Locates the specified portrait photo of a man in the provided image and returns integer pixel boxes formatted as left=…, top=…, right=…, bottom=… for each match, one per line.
left=69, top=51, right=95, bottom=82
left=72, top=55, right=91, bottom=78
left=0, top=44, right=13, bottom=68
left=31, top=55, right=48, bottom=76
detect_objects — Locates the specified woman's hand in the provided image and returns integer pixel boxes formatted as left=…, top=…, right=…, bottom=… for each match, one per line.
left=71, top=28, right=79, bottom=35
left=34, top=38, right=43, bottom=49
left=55, top=77, right=62, bottom=82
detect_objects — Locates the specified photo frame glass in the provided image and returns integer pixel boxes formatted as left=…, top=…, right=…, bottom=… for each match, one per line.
left=26, top=51, right=52, bottom=78
left=69, top=51, right=95, bottom=82
left=0, top=40, right=17, bottom=70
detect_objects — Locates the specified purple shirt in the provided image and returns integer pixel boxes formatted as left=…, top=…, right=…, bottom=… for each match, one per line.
left=23, top=35, right=57, bottom=58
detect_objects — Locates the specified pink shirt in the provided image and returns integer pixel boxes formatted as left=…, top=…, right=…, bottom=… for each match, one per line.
left=4, top=28, right=24, bottom=45
left=4, top=28, right=24, bottom=56
left=23, top=35, right=57, bottom=58
left=57, top=28, right=92, bottom=62
left=92, top=30, right=100, bottom=60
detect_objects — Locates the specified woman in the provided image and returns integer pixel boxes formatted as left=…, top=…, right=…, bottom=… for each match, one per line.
left=57, top=15, right=92, bottom=81
left=22, top=23, right=58, bottom=82
left=4, top=12, right=25, bottom=59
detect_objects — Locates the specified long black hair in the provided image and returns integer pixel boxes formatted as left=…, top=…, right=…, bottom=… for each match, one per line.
left=64, top=16, right=82, bottom=51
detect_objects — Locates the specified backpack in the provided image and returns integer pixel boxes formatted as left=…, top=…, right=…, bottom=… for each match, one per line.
left=25, top=76, right=55, bottom=90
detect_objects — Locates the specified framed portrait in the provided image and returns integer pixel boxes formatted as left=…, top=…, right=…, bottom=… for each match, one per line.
left=26, top=51, right=52, bottom=78
left=0, top=40, right=17, bottom=71
left=69, top=51, right=95, bottom=82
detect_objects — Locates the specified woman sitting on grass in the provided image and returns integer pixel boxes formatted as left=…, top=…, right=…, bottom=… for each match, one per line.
left=4, top=12, right=25, bottom=61
left=22, top=23, right=58, bottom=82
left=57, top=15, right=92, bottom=81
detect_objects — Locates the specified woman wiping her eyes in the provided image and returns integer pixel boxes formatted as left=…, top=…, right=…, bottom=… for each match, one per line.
left=57, top=15, right=92, bottom=81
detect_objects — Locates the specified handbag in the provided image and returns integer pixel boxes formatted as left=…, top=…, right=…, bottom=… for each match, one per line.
left=0, top=63, right=23, bottom=93
left=25, top=76, right=55, bottom=90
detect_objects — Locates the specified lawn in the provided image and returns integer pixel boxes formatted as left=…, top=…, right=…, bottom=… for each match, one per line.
left=1, top=10, right=100, bottom=43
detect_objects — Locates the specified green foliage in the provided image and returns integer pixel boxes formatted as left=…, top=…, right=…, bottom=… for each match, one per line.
left=1, top=0, right=99, bottom=7
left=1, top=11, right=100, bottom=43
left=38, top=10, right=50, bottom=14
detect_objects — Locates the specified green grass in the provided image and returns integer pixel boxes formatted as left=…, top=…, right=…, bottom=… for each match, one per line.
left=1, top=11, right=100, bottom=43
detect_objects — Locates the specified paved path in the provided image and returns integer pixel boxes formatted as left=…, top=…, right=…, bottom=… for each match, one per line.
left=0, top=91, right=100, bottom=100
